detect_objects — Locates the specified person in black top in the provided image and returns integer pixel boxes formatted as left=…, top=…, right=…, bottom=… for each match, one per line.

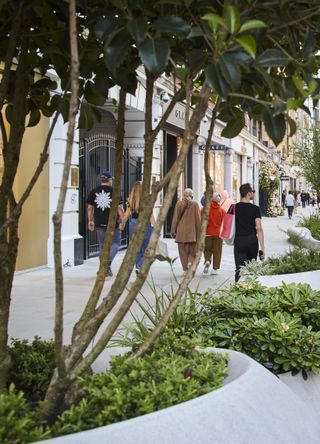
left=87, top=170, right=124, bottom=277
left=234, top=183, right=265, bottom=282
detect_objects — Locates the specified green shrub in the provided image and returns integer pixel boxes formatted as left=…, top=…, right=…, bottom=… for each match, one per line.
left=297, top=213, right=320, bottom=240
left=196, top=280, right=320, bottom=376
left=0, top=385, right=50, bottom=444
left=240, top=248, right=320, bottom=277
left=52, top=339, right=228, bottom=437
left=8, top=337, right=55, bottom=403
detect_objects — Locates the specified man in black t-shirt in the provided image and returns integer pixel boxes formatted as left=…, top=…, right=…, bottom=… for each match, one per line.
left=87, top=170, right=124, bottom=277
left=234, top=183, right=265, bottom=282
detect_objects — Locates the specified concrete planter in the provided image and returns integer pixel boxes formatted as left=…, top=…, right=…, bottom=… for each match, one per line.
left=287, top=226, right=320, bottom=250
left=37, top=349, right=320, bottom=444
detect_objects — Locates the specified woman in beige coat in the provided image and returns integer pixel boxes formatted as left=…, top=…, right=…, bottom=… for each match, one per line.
left=170, top=188, right=201, bottom=272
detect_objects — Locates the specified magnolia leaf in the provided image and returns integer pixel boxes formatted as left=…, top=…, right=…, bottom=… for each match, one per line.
left=286, top=114, right=297, bottom=137
left=95, top=17, right=118, bottom=40
left=262, top=108, right=286, bottom=145
left=78, top=103, right=95, bottom=130
left=239, top=19, right=267, bottom=33
left=205, top=63, right=229, bottom=98
left=220, top=53, right=241, bottom=90
left=225, top=5, right=240, bottom=34
left=221, top=114, right=245, bottom=138
left=139, top=38, right=170, bottom=76
left=235, top=35, right=256, bottom=58
left=202, top=13, right=226, bottom=32
left=255, top=49, right=289, bottom=67
left=153, top=16, right=191, bottom=36
left=84, top=81, right=107, bottom=106
left=104, top=33, right=132, bottom=71
left=27, top=109, right=41, bottom=127
left=128, top=16, right=148, bottom=45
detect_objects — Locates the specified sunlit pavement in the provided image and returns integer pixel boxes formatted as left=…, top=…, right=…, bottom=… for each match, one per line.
left=9, top=205, right=318, bottom=343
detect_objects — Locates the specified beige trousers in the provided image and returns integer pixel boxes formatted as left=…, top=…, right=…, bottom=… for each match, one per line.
left=204, top=236, right=223, bottom=269
left=178, top=242, right=197, bottom=271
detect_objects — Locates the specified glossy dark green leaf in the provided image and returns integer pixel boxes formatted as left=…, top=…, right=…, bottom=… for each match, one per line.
left=300, top=29, right=316, bottom=58
left=262, top=108, right=286, bottom=145
left=128, top=16, right=148, bottom=45
left=255, top=49, right=289, bottom=67
left=187, top=49, right=206, bottom=71
left=112, top=67, right=137, bottom=95
left=220, top=53, right=241, bottom=90
left=238, top=19, right=267, bottom=33
left=84, top=81, right=107, bottom=106
left=153, top=16, right=191, bottom=36
left=5, top=103, right=13, bottom=124
left=110, top=0, right=126, bottom=10
left=104, top=32, right=132, bottom=72
left=78, top=103, right=95, bottom=130
left=27, top=109, right=41, bottom=127
left=202, top=13, right=226, bottom=32
left=205, top=63, right=228, bottom=98
left=95, top=17, right=118, bottom=40
left=221, top=114, right=245, bottom=138
left=139, top=38, right=170, bottom=76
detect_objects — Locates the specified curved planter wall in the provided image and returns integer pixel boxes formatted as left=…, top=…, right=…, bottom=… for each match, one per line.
left=36, top=349, right=320, bottom=444
left=287, top=226, right=320, bottom=250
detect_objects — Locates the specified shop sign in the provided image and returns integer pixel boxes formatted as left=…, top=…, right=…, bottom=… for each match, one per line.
left=199, top=144, right=226, bottom=151
left=280, top=175, right=290, bottom=181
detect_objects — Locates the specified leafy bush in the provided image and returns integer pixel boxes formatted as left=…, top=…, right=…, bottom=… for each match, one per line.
left=52, top=337, right=228, bottom=437
left=240, top=248, right=320, bottom=277
left=196, top=280, right=320, bottom=377
left=8, top=337, right=55, bottom=403
left=0, top=385, right=50, bottom=444
left=297, top=213, right=320, bottom=240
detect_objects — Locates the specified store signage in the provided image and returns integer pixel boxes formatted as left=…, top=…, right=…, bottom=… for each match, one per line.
left=199, top=144, right=226, bottom=151
left=280, top=175, right=290, bottom=181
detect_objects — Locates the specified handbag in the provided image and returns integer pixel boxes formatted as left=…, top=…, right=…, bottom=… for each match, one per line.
left=220, top=204, right=236, bottom=245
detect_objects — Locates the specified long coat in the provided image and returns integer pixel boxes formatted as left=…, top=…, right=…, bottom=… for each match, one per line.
left=171, top=199, right=201, bottom=243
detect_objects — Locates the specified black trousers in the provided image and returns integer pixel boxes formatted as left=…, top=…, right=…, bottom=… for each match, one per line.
left=234, top=234, right=259, bottom=282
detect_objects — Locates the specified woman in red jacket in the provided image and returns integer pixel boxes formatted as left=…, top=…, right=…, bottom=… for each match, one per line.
left=202, top=192, right=225, bottom=275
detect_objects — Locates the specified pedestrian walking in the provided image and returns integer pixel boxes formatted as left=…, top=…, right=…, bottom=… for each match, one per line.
left=120, top=181, right=155, bottom=273
left=234, top=183, right=265, bottom=282
left=202, top=192, right=225, bottom=275
left=285, top=191, right=295, bottom=219
left=171, top=188, right=201, bottom=273
left=87, top=170, right=124, bottom=277
left=300, top=190, right=307, bottom=208
left=281, top=190, right=286, bottom=209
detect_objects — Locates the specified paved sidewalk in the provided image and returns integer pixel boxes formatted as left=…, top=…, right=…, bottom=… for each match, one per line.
left=9, top=206, right=317, bottom=343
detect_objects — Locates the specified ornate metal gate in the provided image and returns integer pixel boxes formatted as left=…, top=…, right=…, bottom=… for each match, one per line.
left=79, top=134, right=142, bottom=259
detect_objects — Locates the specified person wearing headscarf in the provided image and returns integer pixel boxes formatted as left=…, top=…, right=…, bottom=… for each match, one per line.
left=171, top=188, right=201, bottom=272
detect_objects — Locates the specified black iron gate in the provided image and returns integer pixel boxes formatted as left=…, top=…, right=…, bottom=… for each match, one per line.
left=79, top=134, right=142, bottom=259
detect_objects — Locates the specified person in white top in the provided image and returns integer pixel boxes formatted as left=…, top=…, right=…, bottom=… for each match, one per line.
left=285, top=191, right=295, bottom=219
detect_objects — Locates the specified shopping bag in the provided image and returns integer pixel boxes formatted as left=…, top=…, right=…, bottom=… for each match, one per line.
left=155, top=238, right=169, bottom=261
left=220, top=204, right=235, bottom=245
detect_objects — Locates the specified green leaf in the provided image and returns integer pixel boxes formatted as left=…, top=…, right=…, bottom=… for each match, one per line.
left=262, top=108, right=286, bottom=145
left=27, top=109, right=41, bottom=127
left=110, top=0, right=126, bottom=9
left=239, top=20, right=267, bottom=33
left=78, top=103, right=95, bottom=130
left=187, top=49, right=206, bottom=71
left=112, top=67, right=137, bottom=95
left=153, top=16, right=191, bottom=37
left=139, top=38, right=170, bottom=76
left=202, top=13, right=226, bottom=32
left=235, top=35, right=256, bottom=58
left=220, top=53, right=241, bottom=90
left=5, top=104, right=13, bottom=124
left=255, top=49, right=289, bottom=67
left=286, top=115, right=297, bottom=137
left=205, top=64, right=229, bottom=98
left=221, top=114, right=245, bottom=138
left=95, top=17, right=118, bottom=40
left=128, top=16, right=148, bottom=45
left=300, top=28, right=316, bottom=58
left=104, top=32, right=132, bottom=72
left=224, top=6, right=240, bottom=34
left=84, top=81, right=106, bottom=106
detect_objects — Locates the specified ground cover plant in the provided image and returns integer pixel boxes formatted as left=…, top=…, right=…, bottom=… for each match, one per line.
left=240, top=248, right=320, bottom=279
left=297, top=213, right=320, bottom=240
left=0, top=335, right=228, bottom=442
left=115, top=280, right=320, bottom=378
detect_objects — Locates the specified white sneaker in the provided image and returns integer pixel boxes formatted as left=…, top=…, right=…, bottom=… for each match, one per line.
left=203, top=261, right=210, bottom=274
left=212, top=269, right=220, bottom=275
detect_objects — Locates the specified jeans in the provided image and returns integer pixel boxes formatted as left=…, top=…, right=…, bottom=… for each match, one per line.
left=96, top=227, right=121, bottom=265
left=287, top=206, right=294, bottom=218
left=129, top=218, right=153, bottom=269
left=234, top=234, right=258, bottom=282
